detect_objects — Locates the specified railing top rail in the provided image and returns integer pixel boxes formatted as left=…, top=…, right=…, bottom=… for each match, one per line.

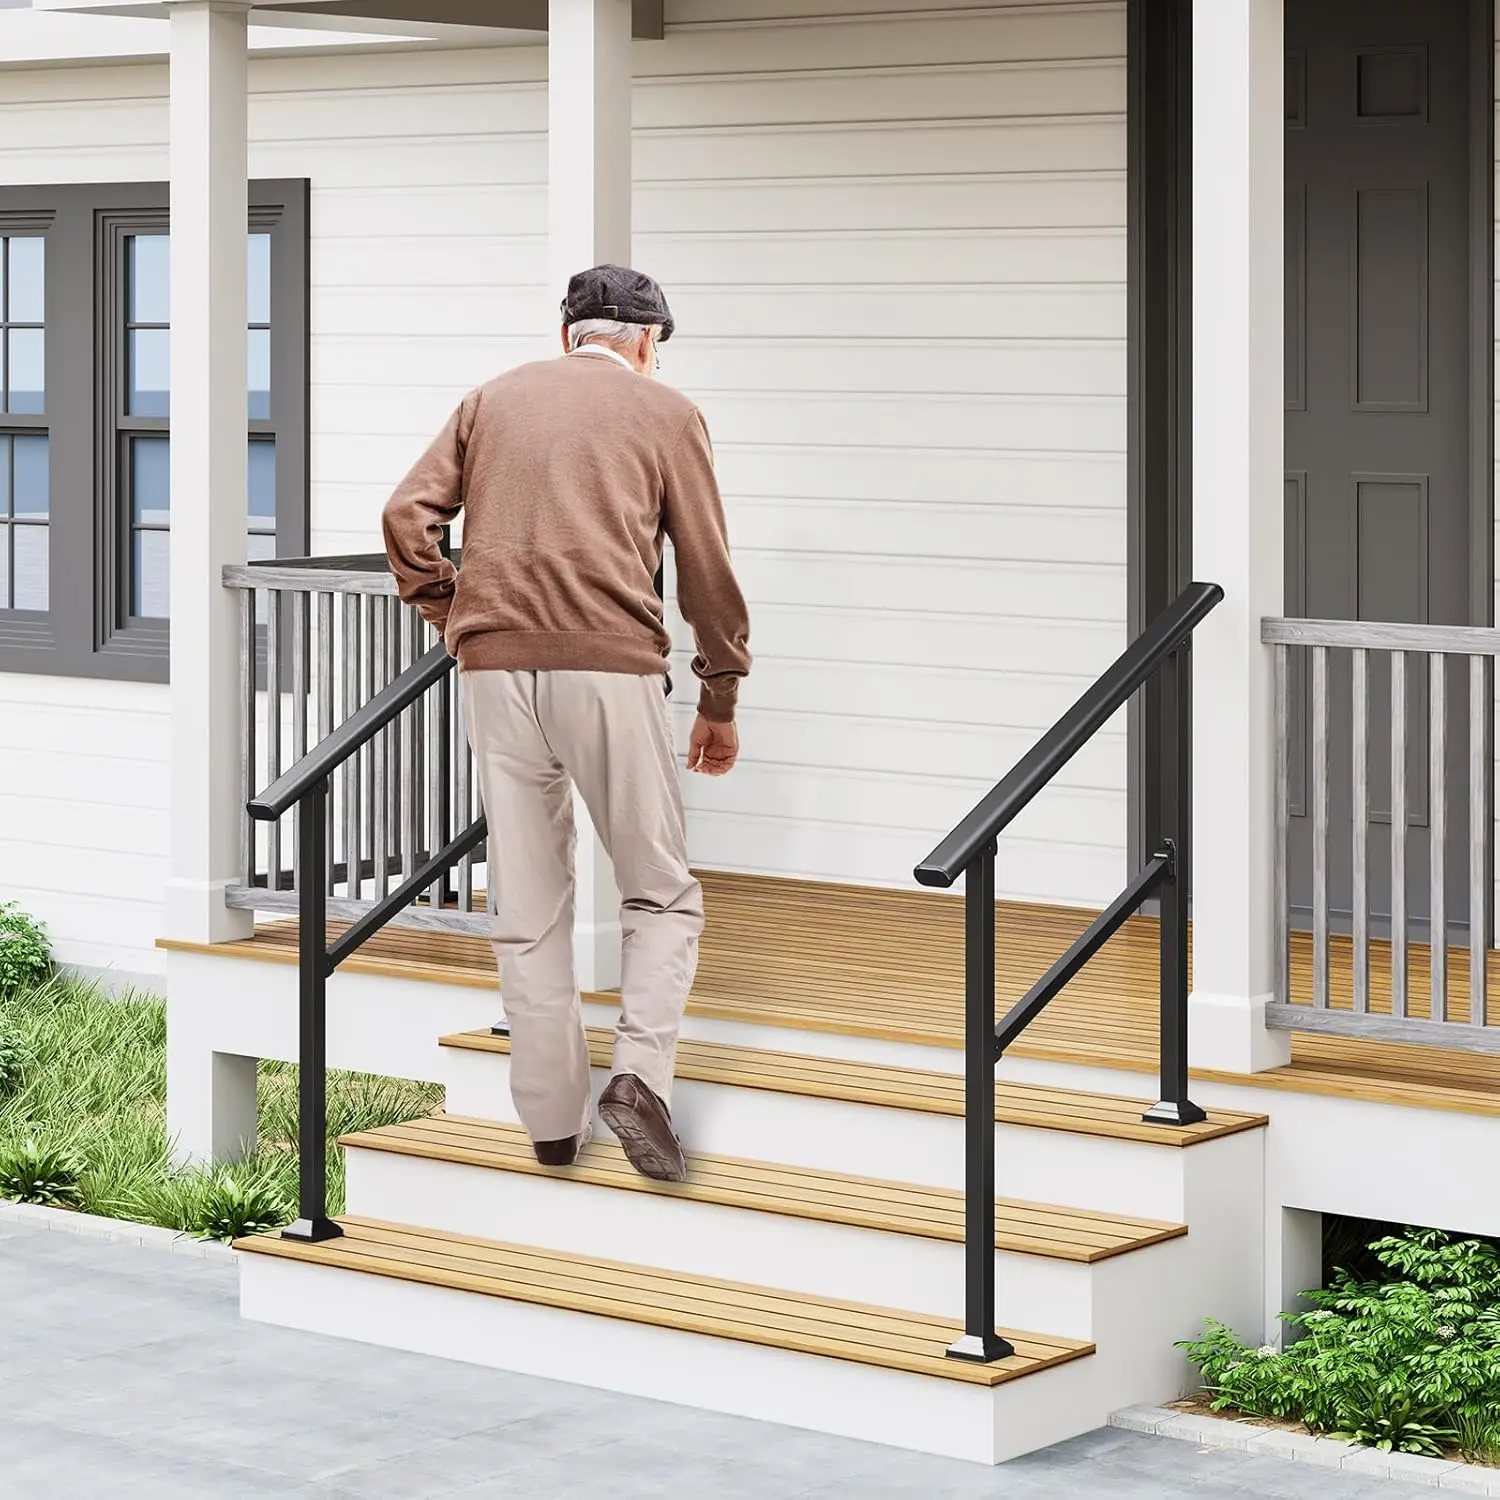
left=1262, top=616, right=1500, bottom=656
left=915, top=580, right=1223, bottom=889
left=223, top=558, right=398, bottom=596
left=248, top=641, right=452, bottom=822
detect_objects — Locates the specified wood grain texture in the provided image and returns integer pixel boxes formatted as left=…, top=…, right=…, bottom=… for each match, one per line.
left=439, top=1028, right=1264, bottom=1147
left=341, top=1114, right=1187, bottom=1263
left=234, top=1216, right=1094, bottom=1386
left=160, top=869, right=1500, bottom=1117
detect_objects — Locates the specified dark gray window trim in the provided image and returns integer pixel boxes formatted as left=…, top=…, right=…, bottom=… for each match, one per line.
left=0, top=177, right=309, bottom=684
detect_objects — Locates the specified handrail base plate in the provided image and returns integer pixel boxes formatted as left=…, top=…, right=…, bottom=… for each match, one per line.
left=1141, top=1099, right=1207, bottom=1128
left=946, top=1332, right=1016, bottom=1364
left=280, top=1217, right=345, bottom=1244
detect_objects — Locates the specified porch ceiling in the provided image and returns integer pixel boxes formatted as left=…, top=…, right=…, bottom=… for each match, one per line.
left=33, top=0, right=664, bottom=40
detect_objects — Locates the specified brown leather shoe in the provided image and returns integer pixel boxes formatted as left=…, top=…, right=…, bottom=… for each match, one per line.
left=533, top=1119, right=591, bottom=1168
left=599, top=1074, right=686, bottom=1183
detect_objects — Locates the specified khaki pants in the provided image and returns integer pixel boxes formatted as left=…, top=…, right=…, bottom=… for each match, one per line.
left=463, top=669, right=704, bottom=1143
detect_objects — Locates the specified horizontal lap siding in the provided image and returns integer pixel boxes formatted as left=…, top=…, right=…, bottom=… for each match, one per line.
left=0, top=3, right=1124, bottom=978
left=655, top=0, right=1127, bottom=903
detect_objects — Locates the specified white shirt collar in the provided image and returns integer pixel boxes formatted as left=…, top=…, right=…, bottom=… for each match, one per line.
left=569, top=344, right=636, bottom=373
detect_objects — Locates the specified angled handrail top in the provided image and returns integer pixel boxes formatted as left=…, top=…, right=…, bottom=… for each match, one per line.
left=915, top=580, right=1223, bottom=888
left=248, top=641, right=453, bottom=822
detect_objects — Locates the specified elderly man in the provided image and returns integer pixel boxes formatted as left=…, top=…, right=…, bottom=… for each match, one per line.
left=382, top=265, right=750, bottom=1183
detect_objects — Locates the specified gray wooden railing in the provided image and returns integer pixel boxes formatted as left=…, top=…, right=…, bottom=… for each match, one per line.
left=223, top=557, right=489, bottom=935
left=1263, top=617, right=1497, bottom=1052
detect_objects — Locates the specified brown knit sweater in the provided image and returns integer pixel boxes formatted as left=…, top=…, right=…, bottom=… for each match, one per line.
left=381, top=353, right=751, bottom=722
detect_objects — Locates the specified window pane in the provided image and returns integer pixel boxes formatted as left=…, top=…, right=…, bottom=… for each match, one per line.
left=7, top=327, right=43, bottom=414
left=128, top=328, right=170, bottom=417
left=247, top=328, right=270, bottom=420
left=13, top=435, right=47, bottom=517
left=132, top=436, right=170, bottom=527
left=248, top=438, right=276, bottom=522
left=12, top=523, right=46, bottom=611
left=129, top=234, right=169, bottom=324
left=8, top=236, right=44, bottom=324
left=132, top=528, right=169, bottom=619
left=248, top=232, right=271, bottom=324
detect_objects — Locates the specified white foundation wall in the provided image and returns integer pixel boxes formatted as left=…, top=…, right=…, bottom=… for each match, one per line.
left=0, top=0, right=1125, bottom=979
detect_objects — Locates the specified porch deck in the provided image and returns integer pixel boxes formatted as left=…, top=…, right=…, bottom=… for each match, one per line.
left=217, top=871, right=1500, bottom=1120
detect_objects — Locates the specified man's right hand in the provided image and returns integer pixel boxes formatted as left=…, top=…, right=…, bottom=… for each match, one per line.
left=687, top=714, right=739, bottom=776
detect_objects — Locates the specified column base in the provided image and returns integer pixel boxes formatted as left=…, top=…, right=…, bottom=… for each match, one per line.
left=575, top=918, right=624, bottom=992
left=1187, top=989, right=1292, bottom=1074
left=166, top=1045, right=258, bottom=1169
left=163, top=877, right=254, bottom=946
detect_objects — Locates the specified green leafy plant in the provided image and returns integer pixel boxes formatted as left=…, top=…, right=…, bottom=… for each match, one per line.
left=187, top=1169, right=293, bottom=1242
left=0, top=904, right=50, bottom=1001
left=0, top=1135, right=85, bottom=1207
left=0, top=1030, right=29, bottom=1096
left=1181, top=1227, right=1500, bottom=1463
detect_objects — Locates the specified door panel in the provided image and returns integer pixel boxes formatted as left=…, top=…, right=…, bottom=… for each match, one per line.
left=1285, top=0, right=1473, bottom=936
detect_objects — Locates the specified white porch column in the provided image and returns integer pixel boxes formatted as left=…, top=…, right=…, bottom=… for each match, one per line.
left=548, top=0, right=633, bottom=992
left=165, top=0, right=257, bottom=1163
left=1187, top=0, right=1292, bottom=1073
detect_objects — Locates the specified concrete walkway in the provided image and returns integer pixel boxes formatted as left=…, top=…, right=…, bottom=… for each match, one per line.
left=0, top=1221, right=1434, bottom=1499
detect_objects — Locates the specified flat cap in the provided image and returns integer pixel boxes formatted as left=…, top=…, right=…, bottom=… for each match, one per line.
left=560, top=264, right=675, bottom=342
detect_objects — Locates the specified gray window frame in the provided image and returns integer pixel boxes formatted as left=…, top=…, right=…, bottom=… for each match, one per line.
left=0, top=178, right=309, bottom=683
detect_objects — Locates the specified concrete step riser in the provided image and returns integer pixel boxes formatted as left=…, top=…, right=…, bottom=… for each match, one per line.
left=343, top=1144, right=1113, bottom=1339
left=441, top=1047, right=1193, bottom=1220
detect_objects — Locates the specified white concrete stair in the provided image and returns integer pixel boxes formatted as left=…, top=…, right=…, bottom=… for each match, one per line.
left=340, top=1114, right=1186, bottom=1340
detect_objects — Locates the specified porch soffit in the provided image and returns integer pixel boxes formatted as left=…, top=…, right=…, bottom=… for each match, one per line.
left=32, top=0, right=665, bottom=41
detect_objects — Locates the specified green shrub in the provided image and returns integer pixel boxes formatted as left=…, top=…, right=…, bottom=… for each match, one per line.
left=0, top=1135, right=85, bottom=1207
left=0, top=904, right=50, bottom=1001
left=0, top=1030, right=29, bottom=1096
left=1181, top=1227, right=1500, bottom=1458
left=186, top=1169, right=293, bottom=1242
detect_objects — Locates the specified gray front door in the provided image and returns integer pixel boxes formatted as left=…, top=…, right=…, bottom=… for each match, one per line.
left=1285, top=0, right=1477, bottom=937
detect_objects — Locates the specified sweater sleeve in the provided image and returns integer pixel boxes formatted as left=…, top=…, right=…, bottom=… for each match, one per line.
left=661, top=409, right=751, bottom=723
left=381, top=393, right=476, bottom=639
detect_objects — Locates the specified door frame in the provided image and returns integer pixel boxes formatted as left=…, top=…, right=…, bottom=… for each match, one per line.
left=1127, top=0, right=1496, bottom=951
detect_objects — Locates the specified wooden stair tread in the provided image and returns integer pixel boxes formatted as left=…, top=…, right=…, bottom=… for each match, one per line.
left=342, top=1114, right=1187, bottom=1263
left=438, top=1027, right=1265, bottom=1147
left=235, top=1216, right=1092, bottom=1386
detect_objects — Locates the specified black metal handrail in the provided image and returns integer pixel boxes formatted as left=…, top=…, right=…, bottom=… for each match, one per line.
left=246, top=641, right=482, bottom=1244
left=915, top=580, right=1223, bottom=1365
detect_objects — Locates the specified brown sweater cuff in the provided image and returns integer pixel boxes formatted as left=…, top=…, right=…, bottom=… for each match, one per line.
left=698, top=678, right=739, bottom=723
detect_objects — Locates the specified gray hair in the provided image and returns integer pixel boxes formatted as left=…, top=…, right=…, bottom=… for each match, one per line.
left=566, top=318, right=660, bottom=352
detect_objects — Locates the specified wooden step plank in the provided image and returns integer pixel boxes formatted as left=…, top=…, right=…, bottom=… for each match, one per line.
left=342, top=1114, right=1187, bottom=1263
left=438, top=1028, right=1265, bottom=1146
left=236, top=1216, right=1093, bottom=1386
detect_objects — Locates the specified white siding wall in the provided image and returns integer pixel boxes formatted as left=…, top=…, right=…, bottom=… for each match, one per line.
left=0, top=0, right=1126, bottom=976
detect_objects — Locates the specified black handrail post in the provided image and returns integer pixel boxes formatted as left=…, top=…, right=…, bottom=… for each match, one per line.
left=282, top=779, right=343, bottom=1243
left=1144, top=644, right=1206, bottom=1127
left=947, top=841, right=1014, bottom=1364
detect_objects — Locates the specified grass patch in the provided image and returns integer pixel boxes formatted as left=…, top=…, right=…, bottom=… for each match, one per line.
left=0, top=971, right=441, bottom=1239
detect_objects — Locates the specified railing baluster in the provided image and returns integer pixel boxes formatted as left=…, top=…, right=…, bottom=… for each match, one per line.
left=1472, top=653, right=1488, bottom=1027
left=403, top=606, right=421, bottom=884
left=1430, top=654, right=1447, bottom=1022
left=1391, top=650, right=1409, bottom=1019
left=1352, top=648, right=1369, bottom=1014
left=1274, top=642, right=1290, bottom=1008
left=267, top=588, right=283, bottom=891
left=1312, top=645, right=1330, bottom=1008
left=427, top=622, right=445, bottom=907
left=456, top=671, right=473, bottom=914
left=372, top=600, right=389, bottom=902
left=361, top=595, right=376, bottom=903
left=318, top=592, right=335, bottom=898
left=291, top=591, right=308, bottom=895
left=343, top=593, right=360, bottom=902
left=241, top=587, right=257, bottom=889
left=945, top=841, right=1012, bottom=1366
